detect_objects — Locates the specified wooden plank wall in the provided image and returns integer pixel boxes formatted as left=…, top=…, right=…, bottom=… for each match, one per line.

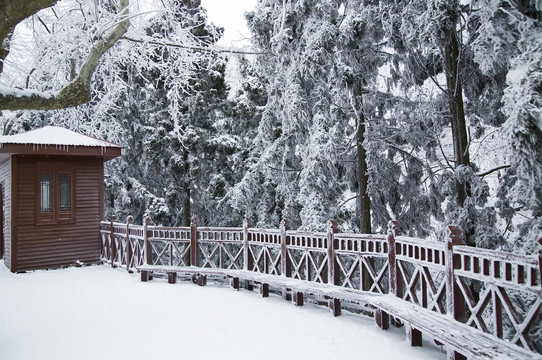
left=0, top=154, right=12, bottom=269
left=15, top=156, right=103, bottom=271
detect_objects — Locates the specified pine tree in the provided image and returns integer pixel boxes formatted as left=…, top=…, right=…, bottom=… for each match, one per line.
left=471, top=0, right=542, bottom=253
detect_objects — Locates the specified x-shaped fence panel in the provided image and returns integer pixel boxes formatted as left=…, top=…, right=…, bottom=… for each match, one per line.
left=453, top=246, right=542, bottom=351
left=335, top=234, right=389, bottom=293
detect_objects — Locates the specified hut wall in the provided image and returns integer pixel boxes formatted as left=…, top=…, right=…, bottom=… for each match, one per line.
left=14, top=156, right=104, bottom=271
left=0, top=155, right=12, bottom=269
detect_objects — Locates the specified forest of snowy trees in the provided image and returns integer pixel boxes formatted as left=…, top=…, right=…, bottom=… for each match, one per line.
left=0, top=0, right=541, bottom=255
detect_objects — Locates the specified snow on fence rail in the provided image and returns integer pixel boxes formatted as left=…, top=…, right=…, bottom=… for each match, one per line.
left=100, top=216, right=542, bottom=355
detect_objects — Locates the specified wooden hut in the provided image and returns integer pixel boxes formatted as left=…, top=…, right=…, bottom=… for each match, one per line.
left=0, top=126, right=122, bottom=272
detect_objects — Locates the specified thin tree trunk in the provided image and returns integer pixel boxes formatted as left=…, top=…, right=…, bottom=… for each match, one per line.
left=444, top=31, right=470, bottom=204
left=353, top=81, right=372, bottom=234
left=444, top=28, right=473, bottom=246
left=182, top=149, right=191, bottom=227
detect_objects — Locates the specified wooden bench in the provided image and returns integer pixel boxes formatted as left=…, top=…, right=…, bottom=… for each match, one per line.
left=136, top=265, right=541, bottom=360
left=369, top=295, right=540, bottom=360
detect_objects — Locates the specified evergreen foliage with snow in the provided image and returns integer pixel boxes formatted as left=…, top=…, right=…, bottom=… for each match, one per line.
left=0, top=0, right=541, bottom=253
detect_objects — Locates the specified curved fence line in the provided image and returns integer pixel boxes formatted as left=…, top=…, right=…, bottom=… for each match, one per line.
left=100, top=216, right=542, bottom=356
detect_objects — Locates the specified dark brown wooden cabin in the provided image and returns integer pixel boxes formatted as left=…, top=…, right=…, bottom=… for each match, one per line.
left=0, top=126, right=122, bottom=272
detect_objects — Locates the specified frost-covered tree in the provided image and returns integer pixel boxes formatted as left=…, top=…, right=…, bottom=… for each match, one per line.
left=230, top=0, right=349, bottom=230
left=471, top=0, right=542, bottom=253
left=101, top=0, right=260, bottom=227
left=234, top=0, right=438, bottom=235
left=380, top=0, right=508, bottom=247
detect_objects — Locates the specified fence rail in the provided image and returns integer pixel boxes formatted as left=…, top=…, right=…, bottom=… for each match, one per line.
left=100, top=216, right=542, bottom=356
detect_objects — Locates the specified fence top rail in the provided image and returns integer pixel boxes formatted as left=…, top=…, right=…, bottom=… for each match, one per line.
left=198, top=227, right=243, bottom=233
left=100, top=221, right=128, bottom=228
left=454, top=245, right=539, bottom=266
left=335, top=233, right=388, bottom=241
left=287, top=230, right=327, bottom=238
left=149, top=225, right=190, bottom=232
left=247, top=227, right=281, bottom=234
left=395, top=235, right=445, bottom=249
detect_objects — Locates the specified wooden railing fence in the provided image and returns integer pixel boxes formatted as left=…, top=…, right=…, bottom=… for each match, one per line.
left=100, top=216, right=542, bottom=355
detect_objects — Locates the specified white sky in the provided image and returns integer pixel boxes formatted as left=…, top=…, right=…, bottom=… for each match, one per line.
left=200, top=0, right=258, bottom=47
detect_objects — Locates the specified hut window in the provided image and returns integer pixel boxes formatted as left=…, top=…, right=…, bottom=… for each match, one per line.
left=59, top=174, right=71, bottom=212
left=37, top=163, right=75, bottom=223
left=40, top=174, right=54, bottom=213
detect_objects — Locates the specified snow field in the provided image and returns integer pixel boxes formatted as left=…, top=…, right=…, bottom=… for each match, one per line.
left=0, top=262, right=445, bottom=360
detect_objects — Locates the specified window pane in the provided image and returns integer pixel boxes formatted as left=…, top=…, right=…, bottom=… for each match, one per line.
left=59, top=174, right=71, bottom=212
left=40, top=174, right=53, bottom=213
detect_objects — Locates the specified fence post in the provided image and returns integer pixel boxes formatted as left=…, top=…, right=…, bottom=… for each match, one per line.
left=243, top=218, right=253, bottom=271
left=143, top=217, right=152, bottom=266
left=445, top=225, right=467, bottom=360
left=280, top=218, right=292, bottom=300
left=377, top=220, right=400, bottom=330
left=387, top=220, right=400, bottom=296
left=141, top=217, right=152, bottom=282
left=190, top=217, right=199, bottom=267
left=327, top=220, right=339, bottom=285
left=110, top=215, right=117, bottom=268
left=126, top=215, right=133, bottom=272
left=327, top=220, right=341, bottom=316
left=280, top=218, right=291, bottom=277
left=242, top=218, right=254, bottom=291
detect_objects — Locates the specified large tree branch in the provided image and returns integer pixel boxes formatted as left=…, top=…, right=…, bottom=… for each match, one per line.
left=0, top=0, right=130, bottom=111
left=0, top=0, right=59, bottom=73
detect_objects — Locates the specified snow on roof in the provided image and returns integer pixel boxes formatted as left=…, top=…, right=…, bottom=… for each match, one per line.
left=0, top=126, right=122, bottom=148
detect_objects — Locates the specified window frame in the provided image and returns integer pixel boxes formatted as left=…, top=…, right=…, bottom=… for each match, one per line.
left=36, top=162, right=76, bottom=224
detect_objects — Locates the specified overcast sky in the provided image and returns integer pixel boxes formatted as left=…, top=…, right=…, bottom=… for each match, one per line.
left=200, top=0, right=258, bottom=47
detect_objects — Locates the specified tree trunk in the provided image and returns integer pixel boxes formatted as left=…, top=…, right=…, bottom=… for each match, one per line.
left=444, top=28, right=475, bottom=248
left=353, top=81, right=372, bottom=234
left=444, top=30, right=470, bottom=208
left=182, top=149, right=191, bottom=227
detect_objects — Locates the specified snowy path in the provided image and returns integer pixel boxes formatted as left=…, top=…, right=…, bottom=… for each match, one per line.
left=0, top=263, right=445, bottom=360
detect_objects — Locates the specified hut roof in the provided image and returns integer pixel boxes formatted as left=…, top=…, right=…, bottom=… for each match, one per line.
left=0, top=126, right=122, bottom=160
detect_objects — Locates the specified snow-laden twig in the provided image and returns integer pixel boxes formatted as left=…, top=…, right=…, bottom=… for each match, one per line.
left=121, top=36, right=269, bottom=56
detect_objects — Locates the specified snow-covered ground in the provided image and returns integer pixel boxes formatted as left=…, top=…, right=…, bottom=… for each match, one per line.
left=0, top=262, right=445, bottom=360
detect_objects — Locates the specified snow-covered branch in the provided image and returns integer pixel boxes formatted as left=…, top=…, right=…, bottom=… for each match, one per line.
left=0, top=0, right=130, bottom=111
left=121, top=35, right=270, bottom=56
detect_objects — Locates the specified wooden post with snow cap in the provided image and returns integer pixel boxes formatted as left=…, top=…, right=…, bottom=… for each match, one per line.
left=327, top=220, right=341, bottom=316
left=387, top=220, right=400, bottom=296
left=141, top=217, right=152, bottom=282
left=110, top=215, right=117, bottom=268
left=280, top=218, right=291, bottom=299
left=327, top=220, right=339, bottom=285
left=143, top=217, right=152, bottom=266
left=190, top=217, right=199, bottom=267
left=445, top=226, right=467, bottom=360
left=125, top=215, right=133, bottom=272
left=242, top=218, right=254, bottom=290
left=243, top=218, right=253, bottom=271
left=280, top=218, right=291, bottom=277
left=376, top=220, right=399, bottom=330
